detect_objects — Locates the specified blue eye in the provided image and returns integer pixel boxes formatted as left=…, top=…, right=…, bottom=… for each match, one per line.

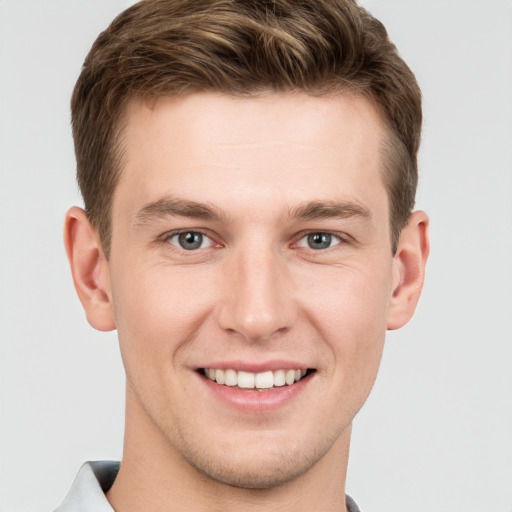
left=168, top=231, right=212, bottom=250
left=298, top=232, right=341, bottom=250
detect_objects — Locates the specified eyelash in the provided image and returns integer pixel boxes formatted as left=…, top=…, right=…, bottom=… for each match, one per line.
left=294, top=231, right=344, bottom=251
left=163, top=229, right=219, bottom=251
left=161, top=229, right=349, bottom=253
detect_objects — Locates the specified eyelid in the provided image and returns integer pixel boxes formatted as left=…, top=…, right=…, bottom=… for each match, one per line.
left=292, top=230, right=350, bottom=249
left=162, top=229, right=221, bottom=250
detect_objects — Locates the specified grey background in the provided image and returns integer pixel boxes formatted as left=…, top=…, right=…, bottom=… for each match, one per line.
left=0, top=1, right=511, bottom=511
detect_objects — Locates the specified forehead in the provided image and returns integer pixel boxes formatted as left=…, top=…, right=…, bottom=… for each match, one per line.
left=123, top=91, right=384, bottom=153
left=115, top=92, right=387, bottom=220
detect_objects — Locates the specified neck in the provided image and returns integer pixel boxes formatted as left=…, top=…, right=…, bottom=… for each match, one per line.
left=107, top=387, right=351, bottom=512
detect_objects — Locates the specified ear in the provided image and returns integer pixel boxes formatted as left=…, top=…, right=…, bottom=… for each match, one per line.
left=387, top=210, right=430, bottom=330
left=64, top=207, right=116, bottom=331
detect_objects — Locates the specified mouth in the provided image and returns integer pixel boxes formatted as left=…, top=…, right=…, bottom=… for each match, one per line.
left=200, top=367, right=314, bottom=391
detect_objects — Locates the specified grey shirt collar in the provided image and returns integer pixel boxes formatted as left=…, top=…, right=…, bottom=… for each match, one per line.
left=55, top=461, right=361, bottom=512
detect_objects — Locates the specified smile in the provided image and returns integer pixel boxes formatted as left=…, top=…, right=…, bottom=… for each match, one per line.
left=202, top=368, right=310, bottom=390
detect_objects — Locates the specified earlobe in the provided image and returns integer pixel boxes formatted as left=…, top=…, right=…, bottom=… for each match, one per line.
left=387, top=211, right=430, bottom=330
left=64, top=207, right=116, bottom=331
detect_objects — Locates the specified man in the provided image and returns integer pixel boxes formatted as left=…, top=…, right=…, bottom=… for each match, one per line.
left=58, top=0, right=429, bottom=510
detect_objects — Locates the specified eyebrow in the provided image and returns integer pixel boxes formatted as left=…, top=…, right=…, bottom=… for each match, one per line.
left=135, top=198, right=223, bottom=226
left=290, top=200, right=372, bottom=222
left=134, top=197, right=372, bottom=226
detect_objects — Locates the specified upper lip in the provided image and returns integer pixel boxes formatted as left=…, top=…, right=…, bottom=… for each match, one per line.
left=196, top=360, right=311, bottom=373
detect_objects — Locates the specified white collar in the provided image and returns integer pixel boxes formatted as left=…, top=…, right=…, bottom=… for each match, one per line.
left=54, top=461, right=119, bottom=512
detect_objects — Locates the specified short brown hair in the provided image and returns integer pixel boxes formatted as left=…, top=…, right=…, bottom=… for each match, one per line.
left=71, top=0, right=422, bottom=256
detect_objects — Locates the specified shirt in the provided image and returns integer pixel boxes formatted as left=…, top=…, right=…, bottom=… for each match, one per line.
left=55, top=461, right=361, bottom=512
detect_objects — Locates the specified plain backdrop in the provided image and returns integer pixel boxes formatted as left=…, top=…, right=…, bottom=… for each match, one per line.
left=0, top=1, right=511, bottom=511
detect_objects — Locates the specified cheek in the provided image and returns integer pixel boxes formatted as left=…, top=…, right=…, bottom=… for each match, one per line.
left=111, top=262, right=217, bottom=369
left=298, top=264, right=391, bottom=379
left=300, top=259, right=392, bottom=327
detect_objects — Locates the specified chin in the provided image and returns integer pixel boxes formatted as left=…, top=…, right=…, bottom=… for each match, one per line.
left=189, top=452, right=315, bottom=489
left=174, top=427, right=341, bottom=490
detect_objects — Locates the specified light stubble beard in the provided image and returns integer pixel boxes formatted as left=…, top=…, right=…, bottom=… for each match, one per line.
left=167, top=418, right=351, bottom=491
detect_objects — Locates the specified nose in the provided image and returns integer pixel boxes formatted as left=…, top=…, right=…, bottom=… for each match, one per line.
left=216, top=244, right=297, bottom=342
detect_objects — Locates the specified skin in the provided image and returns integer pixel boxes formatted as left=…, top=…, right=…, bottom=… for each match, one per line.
left=65, top=92, right=429, bottom=512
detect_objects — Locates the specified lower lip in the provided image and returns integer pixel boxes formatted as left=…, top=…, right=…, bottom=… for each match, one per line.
left=199, top=372, right=313, bottom=412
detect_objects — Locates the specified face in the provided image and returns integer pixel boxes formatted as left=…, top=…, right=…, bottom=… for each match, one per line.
left=107, top=92, right=397, bottom=488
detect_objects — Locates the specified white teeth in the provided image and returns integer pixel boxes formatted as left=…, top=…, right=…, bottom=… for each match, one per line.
left=273, top=369, right=286, bottom=387
left=204, top=367, right=308, bottom=389
left=224, top=369, right=237, bottom=386
left=255, top=371, right=274, bottom=389
left=237, top=371, right=255, bottom=389
left=215, top=369, right=225, bottom=385
left=285, top=369, right=295, bottom=385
